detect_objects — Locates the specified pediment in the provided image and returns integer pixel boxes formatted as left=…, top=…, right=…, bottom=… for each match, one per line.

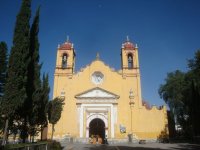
left=75, top=87, right=119, bottom=99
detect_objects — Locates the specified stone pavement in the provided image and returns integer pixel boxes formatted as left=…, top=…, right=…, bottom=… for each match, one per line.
left=62, top=143, right=200, bottom=150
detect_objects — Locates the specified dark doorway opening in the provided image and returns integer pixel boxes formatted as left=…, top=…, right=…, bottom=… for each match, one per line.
left=89, top=118, right=105, bottom=143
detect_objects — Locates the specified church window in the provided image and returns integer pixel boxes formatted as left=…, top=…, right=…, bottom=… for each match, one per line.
left=128, top=53, right=133, bottom=69
left=62, top=53, right=68, bottom=68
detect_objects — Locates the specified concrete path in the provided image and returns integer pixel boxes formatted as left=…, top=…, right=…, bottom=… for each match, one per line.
left=62, top=143, right=200, bottom=150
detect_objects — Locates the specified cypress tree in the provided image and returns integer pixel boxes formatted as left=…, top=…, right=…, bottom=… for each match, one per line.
left=0, top=42, right=8, bottom=98
left=28, top=7, right=41, bottom=101
left=40, top=74, right=50, bottom=140
left=27, top=8, right=50, bottom=141
left=27, top=7, right=42, bottom=141
left=3, top=0, right=31, bottom=143
left=29, top=74, right=50, bottom=141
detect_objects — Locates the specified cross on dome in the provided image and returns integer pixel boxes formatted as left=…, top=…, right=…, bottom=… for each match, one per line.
left=122, top=36, right=135, bottom=50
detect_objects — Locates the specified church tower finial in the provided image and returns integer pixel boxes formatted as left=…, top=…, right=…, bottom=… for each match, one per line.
left=66, top=35, right=69, bottom=42
left=126, top=35, right=130, bottom=42
left=96, top=52, right=100, bottom=60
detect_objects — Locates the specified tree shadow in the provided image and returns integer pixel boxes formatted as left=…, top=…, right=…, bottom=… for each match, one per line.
left=83, top=143, right=200, bottom=150
left=85, top=145, right=163, bottom=150
left=169, top=143, right=200, bottom=150
left=113, top=146, right=161, bottom=150
left=157, top=124, right=169, bottom=143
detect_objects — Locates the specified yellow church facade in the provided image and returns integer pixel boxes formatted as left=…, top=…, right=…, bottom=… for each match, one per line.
left=48, top=38, right=168, bottom=142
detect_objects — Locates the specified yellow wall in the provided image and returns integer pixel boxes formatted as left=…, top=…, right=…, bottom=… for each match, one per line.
left=48, top=41, right=168, bottom=140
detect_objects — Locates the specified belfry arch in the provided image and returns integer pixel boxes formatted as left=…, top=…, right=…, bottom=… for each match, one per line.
left=128, top=53, right=133, bottom=69
left=62, top=53, right=68, bottom=68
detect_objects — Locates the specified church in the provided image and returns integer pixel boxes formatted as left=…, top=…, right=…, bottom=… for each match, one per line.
left=48, top=37, right=168, bottom=143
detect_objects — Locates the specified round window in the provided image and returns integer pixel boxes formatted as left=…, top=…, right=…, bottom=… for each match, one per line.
left=91, top=72, right=104, bottom=85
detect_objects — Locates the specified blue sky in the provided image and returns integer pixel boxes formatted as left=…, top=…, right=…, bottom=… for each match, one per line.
left=1, top=0, right=200, bottom=106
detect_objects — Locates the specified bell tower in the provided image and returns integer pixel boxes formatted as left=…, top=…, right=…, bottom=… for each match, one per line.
left=121, top=36, right=142, bottom=107
left=121, top=36, right=139, bottom=75
left=55, top=39, right=76, bottom=76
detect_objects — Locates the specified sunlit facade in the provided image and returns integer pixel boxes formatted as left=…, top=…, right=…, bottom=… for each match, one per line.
left=48, top=38, right=168, bottom=142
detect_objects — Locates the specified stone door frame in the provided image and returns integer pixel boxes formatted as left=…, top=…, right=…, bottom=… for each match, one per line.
left=79, top=104, right=115, bottom=138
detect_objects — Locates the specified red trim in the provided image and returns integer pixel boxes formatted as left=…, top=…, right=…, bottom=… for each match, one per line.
left=124, top=42, right=135, bottom=50
left=59, top=42, right=72, bottom=50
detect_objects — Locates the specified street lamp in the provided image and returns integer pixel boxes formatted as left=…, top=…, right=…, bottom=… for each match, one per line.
left=128, top=89, right=134, bottom=143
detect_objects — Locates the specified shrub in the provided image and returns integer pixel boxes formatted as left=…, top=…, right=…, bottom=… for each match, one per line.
left=48, top=140, right=62, bottom=150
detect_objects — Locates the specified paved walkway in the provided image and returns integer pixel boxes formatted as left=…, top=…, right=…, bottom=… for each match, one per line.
left=63, top=143, right=200, bottom=150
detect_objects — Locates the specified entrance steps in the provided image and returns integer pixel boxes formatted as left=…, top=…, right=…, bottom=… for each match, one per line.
left=59, top=133, right=140, bottom=145
left=59, top=133, right=141, bottom=145
left=60, top=137, right=139, bottom=145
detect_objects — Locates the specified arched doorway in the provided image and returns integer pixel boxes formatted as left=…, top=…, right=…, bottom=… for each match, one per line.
left=89, top=118, right=105, bottom=141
